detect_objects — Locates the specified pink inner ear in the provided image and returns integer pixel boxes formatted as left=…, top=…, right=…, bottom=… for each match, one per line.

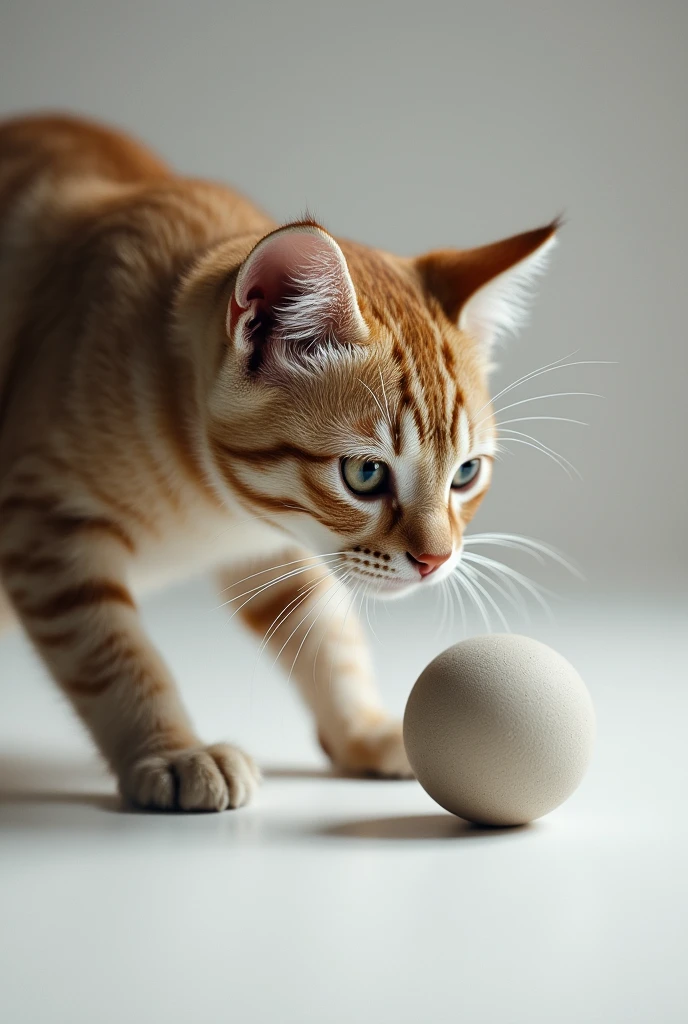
left=229, top=224, right=369, bottom=359
left=235, top=232, right=327, bottom=310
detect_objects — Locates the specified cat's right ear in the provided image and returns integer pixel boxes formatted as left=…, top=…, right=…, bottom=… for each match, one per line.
left=227, top=223, right=369, bottom=373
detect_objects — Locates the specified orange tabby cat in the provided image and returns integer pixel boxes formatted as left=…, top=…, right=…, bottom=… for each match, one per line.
left=0, top=114, right=557, bottom=811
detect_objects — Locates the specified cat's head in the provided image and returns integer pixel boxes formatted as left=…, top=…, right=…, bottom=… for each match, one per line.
left=207, top=218, right=557, bottom=598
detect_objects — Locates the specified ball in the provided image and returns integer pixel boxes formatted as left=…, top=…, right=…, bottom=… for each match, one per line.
left=403, top=635, right=595, bottom=827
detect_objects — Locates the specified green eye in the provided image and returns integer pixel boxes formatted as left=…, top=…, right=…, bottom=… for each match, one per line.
left=451, top=458, right=481, bottom=490
left=341, top=456, right=389, bottom=496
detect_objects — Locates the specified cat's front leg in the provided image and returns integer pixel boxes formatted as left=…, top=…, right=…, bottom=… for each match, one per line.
left=220, top=548, right=412, bottom=778
left=0, top=502, right=259, bottom=811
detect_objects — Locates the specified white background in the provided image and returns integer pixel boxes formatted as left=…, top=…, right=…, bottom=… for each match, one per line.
left=1, top=3, right=687, bottom=1023
left=1, top=0, right=686, bottom=586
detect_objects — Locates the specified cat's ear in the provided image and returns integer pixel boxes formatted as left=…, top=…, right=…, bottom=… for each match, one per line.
left=416, top=221, right=559, bottom=356
left=228, top=222, right=368, bottom=371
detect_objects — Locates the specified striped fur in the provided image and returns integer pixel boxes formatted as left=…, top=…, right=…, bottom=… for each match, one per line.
left=0, top=113, right=556, bottom=810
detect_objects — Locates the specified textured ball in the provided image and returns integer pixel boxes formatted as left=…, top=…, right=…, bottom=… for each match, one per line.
left=403, top=635, right=595, bottom=827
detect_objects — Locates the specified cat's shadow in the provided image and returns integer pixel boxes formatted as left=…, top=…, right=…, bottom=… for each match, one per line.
left=0, top=752, right=119, bottom=815
left=0, top=755, right=535, bottom=842
left=0, top=755, right=357, bottom=821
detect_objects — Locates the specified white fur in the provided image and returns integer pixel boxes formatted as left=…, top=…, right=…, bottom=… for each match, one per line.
left=233, top=224, right=368, bottom=371
left=274, top=247, right=355, bottom=346
left=459, top=234, right=557, bottom=353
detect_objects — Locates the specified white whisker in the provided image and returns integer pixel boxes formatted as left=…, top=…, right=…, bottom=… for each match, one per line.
left=220, top=550, right=344, bottom=594
left=448, top=573, right=468, bottom=637
left=434, top=580, right=449, bottom=640
left=357, top=377, right=388, bottom=427
left=377, top=367, right=395, bottom=433
left=257, top=574, right=325, bottom=656
left=496, top=415, right=588, bottom=428
left=459, top=564, right=511, bottom=632
left=250, top=574, right=328, bottom=686
left=496, top=430, right=581, bottom=479
left=462, top=552, right=555, bottom=620
left=312, top=575, right=356, bottom=683
left=475, top=353, right=614, bottom=422
left=273, top=568, right=351, bottom=672
left=329, top=580, right=363, bottom=695
left=364, top=591, right=382, bottom=645
left=476, top=390, right=603, bottom=430
left=455, top=567, right=492, bottom=631
left=285, top=570, right=355, bottom=688
left=220, top=557, right=343, bottom=621
left=462, top=558, right=528, bottom=618
left=463, top=532, right=583, bottom=578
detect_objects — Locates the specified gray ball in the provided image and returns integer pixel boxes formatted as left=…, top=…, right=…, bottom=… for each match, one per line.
left=403, top=635, right=595, bottom=827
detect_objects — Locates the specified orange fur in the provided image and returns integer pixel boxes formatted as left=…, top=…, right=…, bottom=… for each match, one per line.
left=0, top=113, right=556, bottom=809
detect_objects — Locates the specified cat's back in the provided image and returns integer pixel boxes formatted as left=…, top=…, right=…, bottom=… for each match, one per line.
left=0, top=116, right=162, bottom=405
left=0, top=114, right=272, bottom=431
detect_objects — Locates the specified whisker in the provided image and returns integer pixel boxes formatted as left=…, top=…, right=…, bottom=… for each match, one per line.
left=220, top=555, right=343, bottom=606
left=273, top=568, right=351, bottom=672
left=219, top=558, right=344, bottom=620
left=463, top=532, right=583, bottom=578
left=312, top=575, right=357, bottom=683
left=329, top=580, right=363, bottom=694
left=461, top=558, right=528, bottom=618
left=257, top=574, right=326, bottom=656
left=476, top=390, right=603, bottom=429
left=450, top=573, right=466, bottom=634
left=434, top=580, right=449, bottom=640
left=455, top=567, right=492, bottom=632
left=474, top=350, right=580, bottom=420
left=285, top=570, right=355, bottom=688
left=462, top=552, right=556, bottom=619
left=364, top=591, right=382, bottom=645
left=496, top=415, right=588, bottom=428
left=459, top=564, right=511, bottom=632
left=357, top=377, right=388, bottom=427
left=250, top=574, right=327, bottom=686
left=220, top=550, right=344, bottom=594
left=496, top=430, right=581, bottom=479
left=378, top=366, right=395, bottom=433
left=475, top=353, right=615, bottom=422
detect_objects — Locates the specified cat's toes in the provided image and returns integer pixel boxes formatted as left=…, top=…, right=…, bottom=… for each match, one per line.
left=120, top=743, right=261, bottom=812
left=322, top=715, right=415, bottom=779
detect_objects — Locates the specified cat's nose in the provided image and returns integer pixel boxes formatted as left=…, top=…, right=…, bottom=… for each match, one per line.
left=406, top=551, right=452, bottom=577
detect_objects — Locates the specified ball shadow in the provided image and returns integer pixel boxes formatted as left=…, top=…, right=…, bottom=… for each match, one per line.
left=318, top=813, right=536, bottom=840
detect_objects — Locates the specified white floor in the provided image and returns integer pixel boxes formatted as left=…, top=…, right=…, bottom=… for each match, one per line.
left=1, top=579, right=687, bottom=1024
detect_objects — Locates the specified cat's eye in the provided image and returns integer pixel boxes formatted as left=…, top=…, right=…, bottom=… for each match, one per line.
left=451, top=458, right=481, bottom=491
left=341, top=456, right=389, bottom=496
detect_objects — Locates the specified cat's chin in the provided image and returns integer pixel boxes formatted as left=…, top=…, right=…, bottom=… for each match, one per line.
left=364, top=578, right=419, bottom=601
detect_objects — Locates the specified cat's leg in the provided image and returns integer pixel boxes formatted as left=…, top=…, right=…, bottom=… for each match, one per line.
left=219, top=547, right=412, bottom=777
left=0, top=505, right=259, bottom=811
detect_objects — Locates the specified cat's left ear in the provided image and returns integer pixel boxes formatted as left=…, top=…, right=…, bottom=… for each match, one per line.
left=416, top=220, right=559, bottom=357
left=228, top=222, right=369, bottom=372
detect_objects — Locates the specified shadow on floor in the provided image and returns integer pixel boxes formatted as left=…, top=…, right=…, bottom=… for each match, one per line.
left=261, top=763, right=414, bottom=781
left=261, top=764, right=334, bottom=780
left=0, top=751, right=118, bottom=814
left=317, top=814, right=536, bottom=840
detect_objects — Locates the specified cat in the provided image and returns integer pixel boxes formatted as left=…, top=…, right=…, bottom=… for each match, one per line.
left=0, top=114, right=557, bottom=811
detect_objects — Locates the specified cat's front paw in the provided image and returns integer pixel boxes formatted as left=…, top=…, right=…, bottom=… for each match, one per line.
left=120, top=743, right=261, bottom=812
left=321, top=714, right=414, bottom=779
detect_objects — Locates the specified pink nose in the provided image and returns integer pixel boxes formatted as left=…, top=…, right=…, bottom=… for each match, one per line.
left=407, top=551, right=452, bottom=577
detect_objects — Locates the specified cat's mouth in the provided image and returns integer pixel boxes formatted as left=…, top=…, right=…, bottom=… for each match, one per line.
left=344, top=569, right=418, bottom=599
left=341, top=545, right=460, bottom=597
